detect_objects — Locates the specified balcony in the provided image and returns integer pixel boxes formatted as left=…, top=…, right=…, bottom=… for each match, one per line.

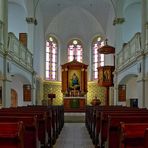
left=8, top=32, right=33, bottom=71
left=116, top=32, right=142, bottom=71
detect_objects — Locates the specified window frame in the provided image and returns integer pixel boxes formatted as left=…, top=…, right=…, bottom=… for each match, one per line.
left=45, top=36, right=58, bottom=81
left=67, top=39, right=83, bottom=62
left=92, top=36, right=104, bottom=80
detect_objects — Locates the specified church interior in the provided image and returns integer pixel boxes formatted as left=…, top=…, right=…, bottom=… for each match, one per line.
left=0, top=0, right=148, bottom=147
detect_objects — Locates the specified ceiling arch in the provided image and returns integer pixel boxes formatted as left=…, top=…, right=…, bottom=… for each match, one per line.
left=46, top=6, right=104, bottom=40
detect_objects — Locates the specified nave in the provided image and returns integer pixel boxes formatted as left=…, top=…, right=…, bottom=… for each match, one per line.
left=54, top=123, right=94, bottom=148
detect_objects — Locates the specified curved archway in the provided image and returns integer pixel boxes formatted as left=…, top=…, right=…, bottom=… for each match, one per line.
left=118, top=74, right=138, bottom=106
left=11, top=73, right=31, bottom=106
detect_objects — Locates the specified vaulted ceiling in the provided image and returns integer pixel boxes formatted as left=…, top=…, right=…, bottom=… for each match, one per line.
left=9, top=0, right=119, bottom=33
left=39, top=0, right=115, bottom=29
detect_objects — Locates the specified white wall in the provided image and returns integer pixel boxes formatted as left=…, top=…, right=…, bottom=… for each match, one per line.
left=33, top=6, right=45, bottom=78
left=46, top=6, right=105, bottom=81
left=11, top=75, right=31, bottom=106
left=8, top=2, right=27, bottom=38
left=126, top=77, right=138, bottom=106
left=10, top=63, right=33, bottom=106
left=122, top=2, right=141, bottom=42
left=106, top=6, right=115, bottom=46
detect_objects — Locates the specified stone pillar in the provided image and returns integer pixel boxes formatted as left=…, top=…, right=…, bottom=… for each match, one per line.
left=145, top=0, right=148, bottom=50
left=113, top=70, right=118, bottom=105
left=0, top=0, right=11, bottom=107
left=3, top=77, right=11, bottom=107
left=0, top=0, right=8, bottom=49
left=141, top=0, right=148, bottom=50
left=27, top=24, right=35, bottom=54
left=113, top=18, right=125, bottom=103
left=31, top=72, right=36, bottom=105
left=144, top=77, right=148, bottom=108
left=25, top=0, right=35, bottom=54
left=36, top=77, right=44, bottom=105
left=141, top=0, right=148, bottom=107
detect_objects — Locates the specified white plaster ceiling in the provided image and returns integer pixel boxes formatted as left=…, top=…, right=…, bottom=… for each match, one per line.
left=39, top=0, right=117, bottom=32
left=9, top=0, right=120, bottom=35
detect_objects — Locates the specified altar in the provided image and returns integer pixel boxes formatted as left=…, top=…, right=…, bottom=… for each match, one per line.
left=61, top=59, right=88, bottom=112
left=64, top=97, right=86, bottom=112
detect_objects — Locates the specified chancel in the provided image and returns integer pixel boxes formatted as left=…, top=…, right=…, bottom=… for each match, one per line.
left=0, top=0, right=148, bottom=148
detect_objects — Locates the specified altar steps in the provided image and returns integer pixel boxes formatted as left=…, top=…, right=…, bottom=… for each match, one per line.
left=64, top=113, right=85, bottom=123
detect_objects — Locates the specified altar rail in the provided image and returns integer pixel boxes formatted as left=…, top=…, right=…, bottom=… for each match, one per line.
left=117, top=32, right=142, bottom=70
left=8, top=32, right=33, bottom=71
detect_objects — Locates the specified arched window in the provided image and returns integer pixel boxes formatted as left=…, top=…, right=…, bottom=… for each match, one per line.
left=92, top=36, right=104, bottom=80
left=68, top=39, right=83, bottom=62
left=45, top=36, right=58, bottom=80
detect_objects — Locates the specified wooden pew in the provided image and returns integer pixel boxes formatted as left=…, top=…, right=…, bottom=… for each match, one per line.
left=107, top=115, right=148, bottom=148
left=0, top=110, right=48, bottom=147
left=99, top=111, right=148, bottom=147
left=94, top=108, right=148, bottom=147
left=120, top=122, right=148, bottom=148
left=144, top=128, right=148, bottom=148
left=0, top=121, right=24, bottom=148
left=19, top=105, right=53, bottom=147
left=0, top=105, right=64, bottom=148
left=0, top=116, right=38, bottom=148
left=26, top=105, right=64, bottom=145
left=85, top=105, right=129, bottom=146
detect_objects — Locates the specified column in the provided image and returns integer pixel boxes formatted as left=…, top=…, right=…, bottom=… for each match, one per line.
left=1, top=0, right=11, bottom=107
left=0, top=0, right=8, bottom=49
left=36, top=77, right=44, bottom=105
left=31, top=71, right=36, bottom=105
left=25, top=0, right=35, bottom=54
left=142, top=0, right=148, bottom=107
left=113, top=70, right=118, bottom=105
left=27, top=24, right=35, bottom=54
left=145, top=0, right=148, bottom=50
left=141, top=0, right=148, bottom=50
left=136, top=79, right=145, bottom=108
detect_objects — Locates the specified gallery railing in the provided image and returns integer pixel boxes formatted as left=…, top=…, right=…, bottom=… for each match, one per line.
left=8, top=32, right=33, bottom=71
left=116, top=32, right=142, bottom=70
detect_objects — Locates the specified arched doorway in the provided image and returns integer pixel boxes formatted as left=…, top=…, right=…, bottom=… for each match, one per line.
left=11, top=89, right=18, bottom=107
left=118, top=74, right=138, bottom=106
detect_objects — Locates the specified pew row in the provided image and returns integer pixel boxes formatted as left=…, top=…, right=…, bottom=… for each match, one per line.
left=0, top=121, right=24, bottom=148
left=120, top=122, right=148, bottom=148
left=0, top=105, right=64, bottom=148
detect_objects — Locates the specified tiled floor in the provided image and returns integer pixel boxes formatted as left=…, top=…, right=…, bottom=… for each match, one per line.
left=53, top=123, right=94, bottom=148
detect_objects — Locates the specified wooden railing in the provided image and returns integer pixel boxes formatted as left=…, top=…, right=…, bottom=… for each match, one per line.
left=117, top=32, right=142, bottom=69
left=8, top=32, right=33, bottom=71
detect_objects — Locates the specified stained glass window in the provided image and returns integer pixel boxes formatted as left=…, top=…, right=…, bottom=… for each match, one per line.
left=45, top=36, right=57, bottom=80
left=68, top=39, right=83, bottom=62
left=92, top=36, right=104, bottom=79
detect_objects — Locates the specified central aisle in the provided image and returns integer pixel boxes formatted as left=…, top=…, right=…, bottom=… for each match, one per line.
left=53, top=123, right=94, bottom=148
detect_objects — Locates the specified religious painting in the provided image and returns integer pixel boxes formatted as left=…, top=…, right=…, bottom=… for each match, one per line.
left=68, top=70, right=81, bottom=90
left=23, top=84, right=31, bottom=101
left=118, top=85, right=126, bottom=101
